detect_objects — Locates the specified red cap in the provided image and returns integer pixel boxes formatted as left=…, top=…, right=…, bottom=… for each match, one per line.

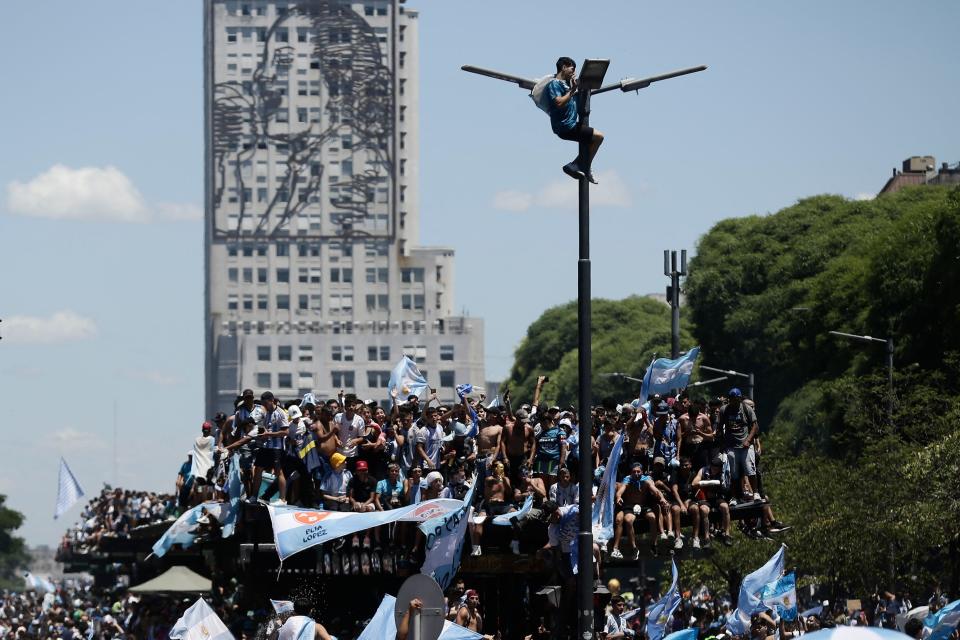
left=202, top=421, right=213, bottom=430
left=355, top=460, right=369, bottom=471
left=464, top=589, right=479, bottom=600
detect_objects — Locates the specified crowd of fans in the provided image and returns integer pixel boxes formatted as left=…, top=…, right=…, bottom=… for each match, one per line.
left=58, top=489, right=176, bottom=555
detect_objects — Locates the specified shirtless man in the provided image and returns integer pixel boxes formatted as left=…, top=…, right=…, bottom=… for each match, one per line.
left=678, top=398, right=714, bottom=471
left=476, top=406, right=505, bottom=460
left=626, top=405, right=653, bottom=468
left=455, top=590, right=484, bottom=634
left=503, top=412, right=534, bottom=489
left=611, top=462, right=670, bottom=559
left=470, top=461, right=514, bottom=556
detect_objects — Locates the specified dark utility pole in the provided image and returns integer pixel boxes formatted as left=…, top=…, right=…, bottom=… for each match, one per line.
left=664, top=250, right=687, bottom=359
left=829, top=330, right=895, bottom=426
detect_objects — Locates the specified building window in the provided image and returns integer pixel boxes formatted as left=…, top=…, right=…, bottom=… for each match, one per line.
left=277, top=268, right=289, bottom=283
left=276, top=243, right=289, bottom=257
left=367, top=370, right=390, bottom=388
left=401, top=268, right=424, bottom=283
left=298, top=345, right=313, bottom=362
left=310, top=268, right=321, bottom=284
left=242, top=294, right=253, bottom=311
left=258, top=268, right=268, bottom=283
left=256, top=372, right=271, bottom=388
left=228, top=268, right=238, bottom=283
left=414, top=294, right=424, bottom=310
left=331, top=370, right=355, bottom=388
left=440, top=345, right=455, bottom=361
left=276, top=294, right=290, bottom=310
left=243, top=268, right=253, bottom=284
left=439, top=371, right=455, bottom=388
left=332, top=345, right=354, bottom=362
left=257, top=346, right=271, bottom=361
left=278, top=373, right=293, bottom=388
left=227, top=294, right=238, bottom=311
left=299, top=294, right=309, bottom=310
left=368, top=345, right=391, bottom=361
left=227, top=244, right=238, bottom=257
left=257, top=295, right=268, bottom=310
left=401, top=294, right=411, bottom=310
left=242, top=245, right=254, bottom=257
left=277, top=345, right=292, bottom=361
left=298, top=371, right=313, bottom=388
left=257, top=245, right=268, bottom=257
left=298, top=267, right=309, bottom=283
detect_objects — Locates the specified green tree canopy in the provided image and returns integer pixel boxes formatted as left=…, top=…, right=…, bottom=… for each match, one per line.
left=0, top=494, right=28, bottom=590
left=504, top=296, right=696, bottom=407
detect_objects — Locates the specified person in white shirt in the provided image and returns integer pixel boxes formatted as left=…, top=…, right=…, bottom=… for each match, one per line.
left=416, top=407, right=444, bottom=469
left=334, top=398, right=366, bottom=472
left=548, top=466, right=579, bottom=507
left=603, top=596, right=634, bottom=639
left=319, top=453, right=353, bottom=511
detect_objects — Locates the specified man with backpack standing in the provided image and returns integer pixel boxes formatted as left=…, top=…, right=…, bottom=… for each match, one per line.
left=535, top=56, right=605, bottom=183
left=719, top=388, right=760, bottom=503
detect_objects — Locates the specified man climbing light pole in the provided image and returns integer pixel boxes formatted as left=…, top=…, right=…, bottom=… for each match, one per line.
left=546, top=56, right=605, bottom=183
left=461, top=57, right=706, bottom=640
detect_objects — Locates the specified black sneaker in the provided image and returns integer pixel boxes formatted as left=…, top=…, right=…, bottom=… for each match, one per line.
left=584, top=170, right=598, bottom=184
left=720, top=533, right=734, bottom=547
left=563, top=162, right=585, bottom=180
left=767, top=521, right=792, bottom=534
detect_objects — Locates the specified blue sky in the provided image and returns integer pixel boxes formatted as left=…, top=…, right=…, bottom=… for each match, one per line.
left=1, top=1, right=957, bottom=547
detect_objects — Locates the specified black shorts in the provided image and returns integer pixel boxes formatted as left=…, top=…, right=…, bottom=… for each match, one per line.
left=486, top=501, right=513, bottom=517
left=556, top=122, right=594, bottom=144
left=254, top=447, right=282, bottom=469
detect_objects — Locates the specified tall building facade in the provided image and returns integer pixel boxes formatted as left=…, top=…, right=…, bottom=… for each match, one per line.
left=203, top=0, right=483, bottom=416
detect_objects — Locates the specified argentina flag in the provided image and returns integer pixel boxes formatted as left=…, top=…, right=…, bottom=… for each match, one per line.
left=591, top=433, right=624, bottom=543
left=647, top=560, right=682, bottom=640
left=24, top=572, right=56, bottom=593
left=55, top=457, right=84, bottom=519
left=639, top=347, right=701, bottom=401
left=388, top=356, right=429, bottom=400
left=727, top=544, right=786, bottom=635
left=170, top=597, right=234, bottom=640
left=760, top=572, right=798, bottom=621
left=926, top=599, right=960, bottom=640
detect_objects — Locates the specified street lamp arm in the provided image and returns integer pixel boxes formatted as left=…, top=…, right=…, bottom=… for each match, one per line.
left=828, top=330, right=887, bottom=345
left=595, top=64, right=707, bottom=94
left=700, top=364, right=750, bottom=379
left=689, top=375, right=729, bottom=388
left=460, top=65, right=537, bottom=90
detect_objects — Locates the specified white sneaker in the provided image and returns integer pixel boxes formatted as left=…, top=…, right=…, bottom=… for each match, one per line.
left=271, top=498, right=286, bottom=506
left=470, top=546, right=482, bottom=557
left=674, top=535, right=683, bottom=550
left=692, top=537, right=701, bottom=550
left=631, top=548, right=640, bottom=561
left=510, top=540, right=520, bottom=555
left=667, top=530, right=675, bottom=540
left=610, top=548, right=624, bottom=560
left=659, top=532, right=668, bottom=542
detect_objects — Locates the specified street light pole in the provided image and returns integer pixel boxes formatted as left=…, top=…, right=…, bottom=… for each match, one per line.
left=828, top=330, right=894, bottom=426
left=461, top=59, right=706, bottom=640
left=664, top=250, right=687, bottom=359
left=700, top=364, right=754, bottom=401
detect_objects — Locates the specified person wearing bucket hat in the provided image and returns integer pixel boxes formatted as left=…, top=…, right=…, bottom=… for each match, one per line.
left=319, top=453, right=352, bottom=511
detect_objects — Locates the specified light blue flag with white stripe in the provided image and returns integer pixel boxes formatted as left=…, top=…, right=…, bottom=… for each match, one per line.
left=221, top=459, right=244, bottom=539
left=726, top=544, right=786, bottom=635
left=23, top=572, right=55, bottom=593
left=591, top=433, right=624, bottom=543
left=420, top=476, right=477, bottom=589
left=663, top=628, right=698, bottom=640
left=153, top=503, right=209, bottom=558
left=270, top=600, right=294, bottom=615
left=492, top=494, right=533, bottom=526
left=647, top=560, right=682, bottom=640
left=169, top=597, right=234, bottom=640
left=760, top=572, right=798, bottom=621
left=55, top=457, right=84, bottom=519
left=388, top=356, right=429, bottom=400
left=926, top=599, right=960, bottom=640
left=640, top=348, right=701, bottom=401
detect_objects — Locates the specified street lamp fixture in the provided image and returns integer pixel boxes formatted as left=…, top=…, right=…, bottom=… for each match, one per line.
left=828, top=330, right=894, bottom=426
left=700, top=364, right=754, bottom=401
left=462, top=58, right=706, bottom=640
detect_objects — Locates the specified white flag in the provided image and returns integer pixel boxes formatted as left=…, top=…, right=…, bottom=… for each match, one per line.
left=55, top=457, right=84, bottom=519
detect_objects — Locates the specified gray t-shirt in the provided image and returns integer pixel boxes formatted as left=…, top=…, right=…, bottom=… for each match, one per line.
left=721, top=403, right=757, bottom=449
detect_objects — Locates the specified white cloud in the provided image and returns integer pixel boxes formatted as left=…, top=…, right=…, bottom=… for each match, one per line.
left=492, top=169, right=635, bottom=212
left=853, top=192, right=876, bottom=201
left=5, top=165, right=200, bottom=223
left=2, top=311, right=97, bottom=344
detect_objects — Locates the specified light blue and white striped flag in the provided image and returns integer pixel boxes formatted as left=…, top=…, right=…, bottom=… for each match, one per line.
left=492, top=494, right=533, bottom=526
left=388, top=356, right=429, bottom=400
left=169, top=597, right=233, bottom=640
left=727, top=544, right=786, bottom=635
left=23, top=572, right=55, bottom=593
left=926, top=599, right=960, bottom=640
left=592, top=433, right=624, bottom=543
left=640, top=347, right=701, bottom=401
left=55, top=457, right=84, bottom=519
left=270, top=600, right=294, bottom=615
left=760, top=572, right=798, bottom=621
left=647, top=560, right=682, bottom=640
left=221, top=459, right=244, bottom=539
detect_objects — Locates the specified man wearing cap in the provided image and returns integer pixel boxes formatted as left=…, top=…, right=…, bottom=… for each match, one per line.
left=348, top=461, right=377, bottom=513
left=719, top=388, right=760, bottom=502
left=251, top=391, right=290, bottom=504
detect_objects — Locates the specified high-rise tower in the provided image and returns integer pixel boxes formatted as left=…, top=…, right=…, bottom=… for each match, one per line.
left=204, top=0, right=483, bottom=416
